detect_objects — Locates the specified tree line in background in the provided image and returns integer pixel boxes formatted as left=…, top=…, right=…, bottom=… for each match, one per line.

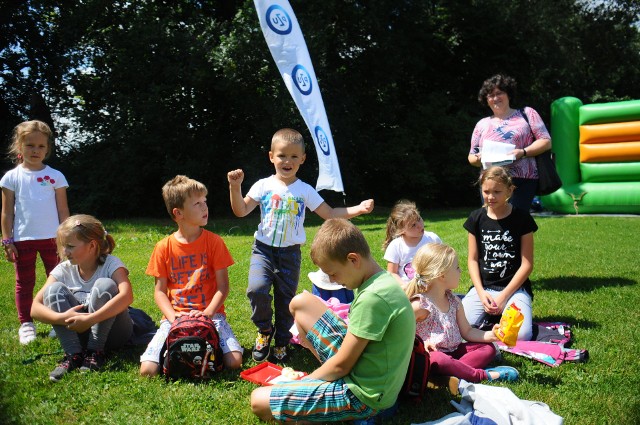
left=2, top=0, right=639, bottom=217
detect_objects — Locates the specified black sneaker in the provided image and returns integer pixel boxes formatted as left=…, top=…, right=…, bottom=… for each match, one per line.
left=252, top=329, right=273, bottom=362
left=50, top=352, right=84, bottom=382
left=272, top=345, right=290, bottom=363
left=80, top=350, right=105, bottom=372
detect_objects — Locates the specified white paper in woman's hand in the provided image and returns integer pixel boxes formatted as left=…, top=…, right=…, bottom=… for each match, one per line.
left=481, top=140, right=516, bottom=169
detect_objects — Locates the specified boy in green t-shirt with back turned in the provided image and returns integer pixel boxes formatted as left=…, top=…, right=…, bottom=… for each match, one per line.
left=250, top=218, right=416, bottom=422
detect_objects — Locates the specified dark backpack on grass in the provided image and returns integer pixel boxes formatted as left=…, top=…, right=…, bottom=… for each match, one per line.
left=162, top=316, right=224, bottom=380
left=402, top=334, right=431, bottom=400
left=127, top=307, right=158, bottom=346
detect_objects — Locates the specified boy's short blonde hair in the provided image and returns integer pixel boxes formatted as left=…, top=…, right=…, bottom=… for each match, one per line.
left=162, top=175, right=208, bottom=220
left=271, top=128, right=305, bottom=152
left=311, top=218, right=370, bottom=264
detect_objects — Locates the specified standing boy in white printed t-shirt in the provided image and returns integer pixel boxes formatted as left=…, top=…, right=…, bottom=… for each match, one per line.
left=227, top=128, right=374, bottom=363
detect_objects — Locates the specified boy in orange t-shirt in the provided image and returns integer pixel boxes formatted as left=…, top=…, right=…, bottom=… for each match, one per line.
left=139, top=176, right=243, bottom=376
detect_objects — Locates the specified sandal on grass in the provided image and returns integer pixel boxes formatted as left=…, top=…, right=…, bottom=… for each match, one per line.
left=485, top=366, right=519, bottom=382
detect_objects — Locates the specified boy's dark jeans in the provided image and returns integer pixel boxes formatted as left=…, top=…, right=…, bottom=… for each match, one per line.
left=246, top=240, right=301, bottom=346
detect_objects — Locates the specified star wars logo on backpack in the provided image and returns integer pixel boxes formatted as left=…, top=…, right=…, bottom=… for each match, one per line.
left=162, top=316, right=224, bottom=380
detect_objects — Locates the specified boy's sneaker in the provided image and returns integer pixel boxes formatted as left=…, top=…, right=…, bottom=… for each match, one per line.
left=80, top=350, right=105, bottom=372
left=252, top=329, right=273, bottom=362
left=272, top=345, right=289, bottom=363
left=50, top=353, right=84, bottom=382
left=19, top=322, right=37, bottom=345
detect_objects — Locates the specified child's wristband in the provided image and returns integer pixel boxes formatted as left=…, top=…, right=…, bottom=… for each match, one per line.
left=2, top=238, right=15, bottom=246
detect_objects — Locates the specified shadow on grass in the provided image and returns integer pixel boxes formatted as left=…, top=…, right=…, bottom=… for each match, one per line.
left=424, top=208, right=474, bottom=223
left=0, top=400, right=17, bottom=425
left=109, top=344, right=248, bottom=383
left=535, top=276, right=636, bottom=292
left=103, top=218, right=175, bottom=233
left=103, top=216, right=262, bottom=238
left=100, top=207, right=474, bottom=240
left=109, top=342, right=320, bottom=383
left=525, top=371, right=564, bottom=387
left=533, top=316, right=599, bottom=331
left=21, top=348, right=64, bottom=365
left=107, top=344, right=145, bottom=371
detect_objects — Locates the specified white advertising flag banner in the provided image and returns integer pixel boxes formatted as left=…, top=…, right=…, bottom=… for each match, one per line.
left=254, top=0, right=344, bottom=192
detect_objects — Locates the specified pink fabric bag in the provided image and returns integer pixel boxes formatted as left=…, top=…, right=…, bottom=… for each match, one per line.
left=496, top=322, right=588, bottom=367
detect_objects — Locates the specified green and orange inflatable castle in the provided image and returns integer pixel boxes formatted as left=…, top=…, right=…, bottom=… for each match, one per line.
left=542, top=97, right=640, bottom=214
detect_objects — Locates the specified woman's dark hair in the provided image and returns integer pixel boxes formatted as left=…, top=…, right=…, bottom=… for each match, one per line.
left=478, top=74, right=517, bottom=107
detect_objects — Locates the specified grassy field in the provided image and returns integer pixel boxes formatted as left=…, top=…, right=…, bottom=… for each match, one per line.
left=1, top=210, right=639, bottom=424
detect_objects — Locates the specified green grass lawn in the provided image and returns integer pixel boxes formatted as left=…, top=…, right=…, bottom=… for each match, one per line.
left=1, top=210, right=639, bottom=424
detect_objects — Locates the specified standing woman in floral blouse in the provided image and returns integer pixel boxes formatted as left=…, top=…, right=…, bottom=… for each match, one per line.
left=468, top=74, right=552, bottom=211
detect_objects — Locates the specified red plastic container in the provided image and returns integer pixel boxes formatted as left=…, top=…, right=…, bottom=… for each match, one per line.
left=240, top=362, right=285, bottom=386
left=240, top=362, right=307, bottom=386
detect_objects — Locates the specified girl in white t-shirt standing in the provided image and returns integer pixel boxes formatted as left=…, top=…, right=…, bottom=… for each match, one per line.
left=383, top=200, right=441, bottom=286
left=0, top=120, right=69, bottom=345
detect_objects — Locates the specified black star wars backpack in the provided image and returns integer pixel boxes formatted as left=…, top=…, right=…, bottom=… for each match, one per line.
left=162, top=316, right=224, bottom=380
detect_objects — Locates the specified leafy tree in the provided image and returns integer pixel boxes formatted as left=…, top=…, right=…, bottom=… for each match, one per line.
left=55, top=1, right=247, bottom=216
left=2, top=0, right=639, bottom=216
left=0, top=0, right=69, bottom=170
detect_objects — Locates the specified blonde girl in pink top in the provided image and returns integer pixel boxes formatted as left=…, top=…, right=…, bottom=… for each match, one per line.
left=405, top=243, right=519, bottom=383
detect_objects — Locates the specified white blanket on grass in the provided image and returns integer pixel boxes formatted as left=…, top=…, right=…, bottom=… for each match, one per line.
left=413, top=380, right=563, bottom=425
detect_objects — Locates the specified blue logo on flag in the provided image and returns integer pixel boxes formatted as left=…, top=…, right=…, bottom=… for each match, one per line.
left=315, top=126, right=330, bottom=156
left=266, top=5, right=292, bottom=35
left=292, top=65, right=312, bottom=95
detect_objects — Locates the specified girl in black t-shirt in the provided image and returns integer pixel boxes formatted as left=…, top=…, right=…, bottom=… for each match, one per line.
left=462, top=166, right=538, bottom=341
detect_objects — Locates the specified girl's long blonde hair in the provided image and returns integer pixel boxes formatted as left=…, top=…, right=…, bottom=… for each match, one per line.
left=57, top=214, right=115, bottom=265
left=382, top=199, right=422, bottom=250
left=405, top=243, right=457, bottom=299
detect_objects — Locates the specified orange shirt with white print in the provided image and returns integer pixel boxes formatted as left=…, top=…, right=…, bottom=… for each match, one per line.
left=146, top=229, right=234, bottom=317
